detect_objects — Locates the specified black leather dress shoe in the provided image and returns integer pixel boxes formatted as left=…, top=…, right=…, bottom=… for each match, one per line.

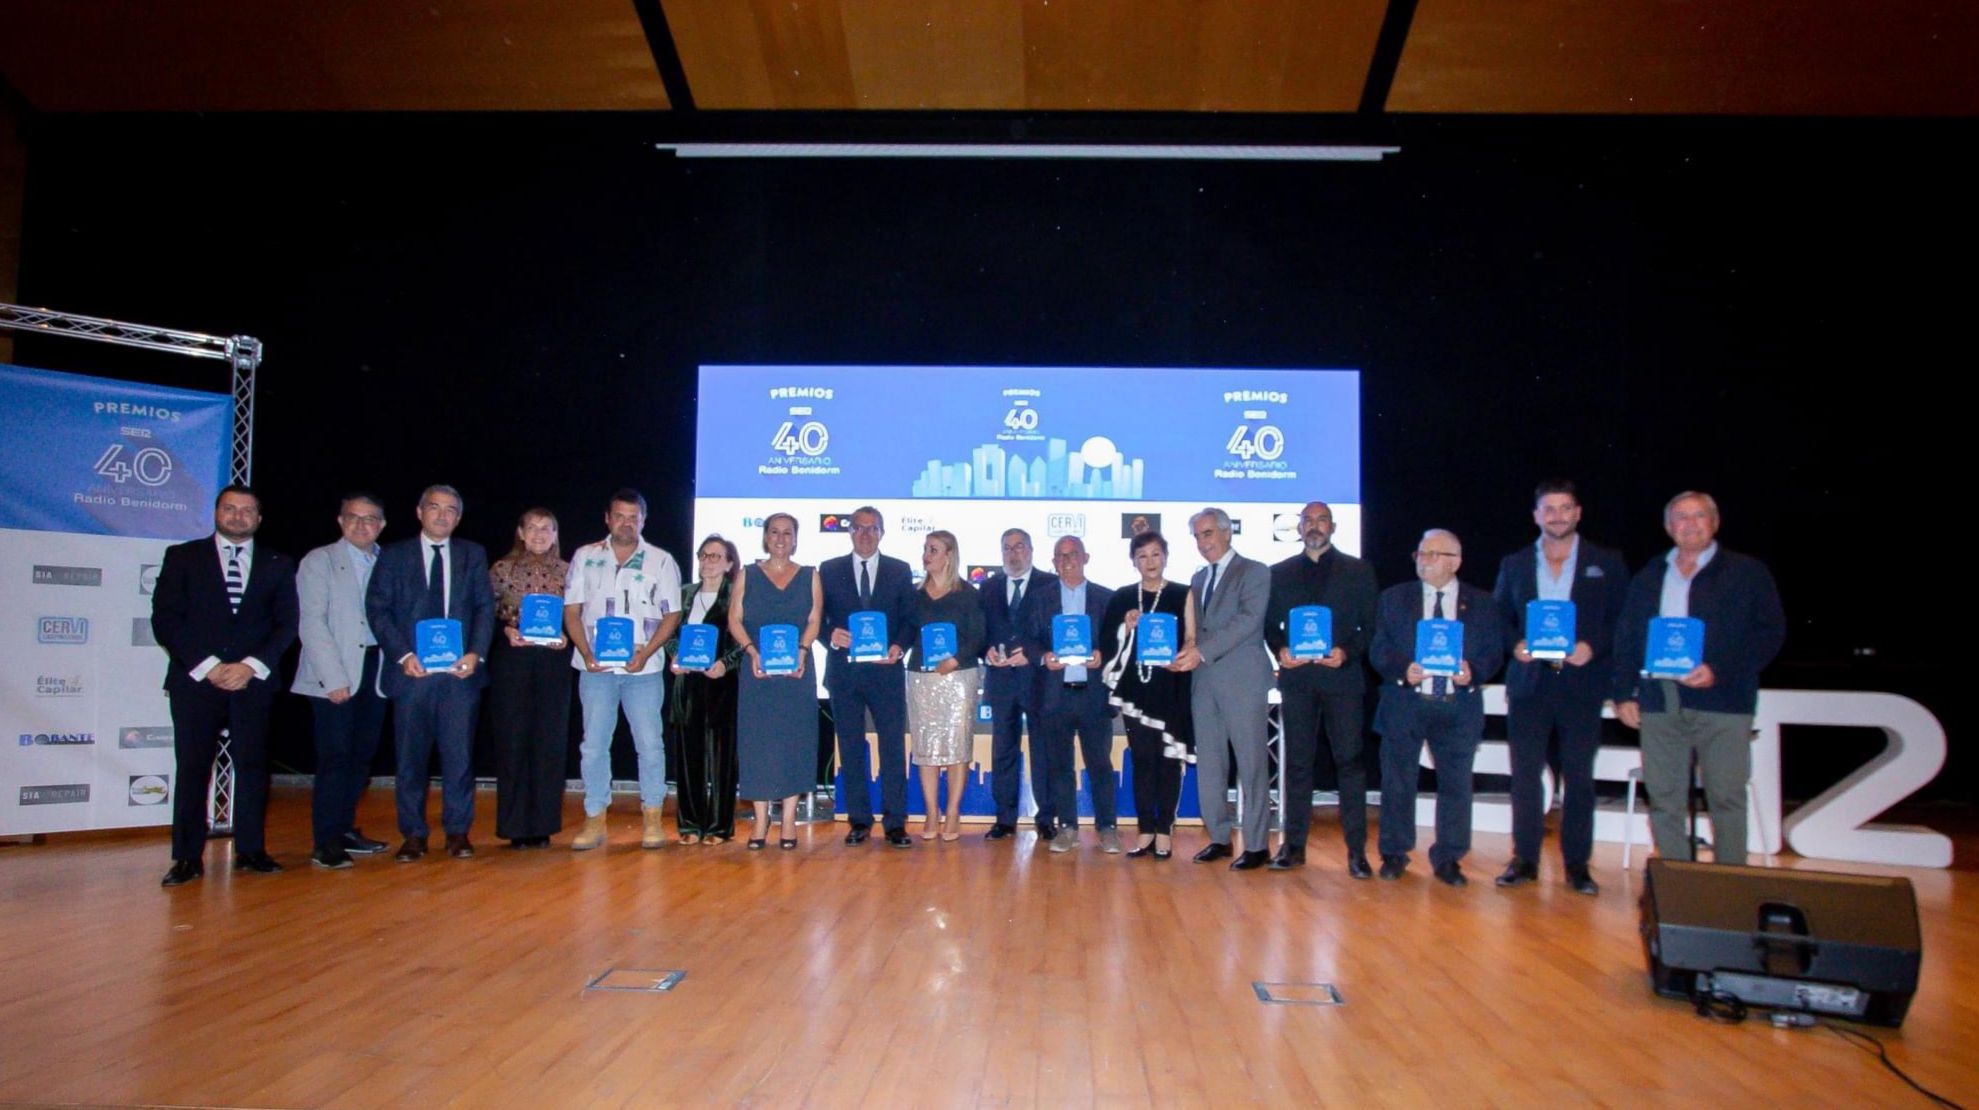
left=1267, top=845, right=1307, bottom=871
left=885, top=828, right=914, bottom=849
left=233, top=851, right=283, bottom=874
left=984, top=823, right=1016, bottom=841
left=1566, top=867, right=1600, bottom=896
left=1433, top=861, right=1468, bottom=887
left=1378, top=855, right=1407, bottom=880
left=311, top=846, right=355, bottom=870
left=394, top=836, right=428, bottom=862
left=1193, top=842, right=1233, bottom=863
left=1347, top=854, right=1373, bottom=880
left=342, top=829, right=389, bottom=855
left=445, top=834, right=475, bottom=859
left=1495, top=858, right=1539, bottom=887
left=1231, top=849, right=1271, bottom=871
left=844, top=825, right=871, bottom=845
left=161, top=860, right=203, bottom=887
left=1037, top=824, right=1058, bottom=841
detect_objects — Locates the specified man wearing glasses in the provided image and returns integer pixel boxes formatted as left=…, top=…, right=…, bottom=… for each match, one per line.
left=818, top=506, right=915, bottom=847
left=1369, top=530, right=1505, bottom=886
left=292, top=492, right=393, bottom=870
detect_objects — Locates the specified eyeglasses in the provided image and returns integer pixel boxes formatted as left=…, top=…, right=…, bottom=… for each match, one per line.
left=1415, top=550, right=1460, bottom=560
left=342, top=514, right=384, bottom=526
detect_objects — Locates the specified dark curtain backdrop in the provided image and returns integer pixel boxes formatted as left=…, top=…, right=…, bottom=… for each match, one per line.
left=14, top=113, right=1969, bottom=801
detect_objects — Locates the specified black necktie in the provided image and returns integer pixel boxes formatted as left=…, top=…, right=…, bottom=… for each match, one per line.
left=1432, top=589, right=1448, bottom=696
left=1009, top=576, right=1024, bottom=610
left=859, top=559, right=872, bottom=608
left=423, top=543, right=446, bottom=620
left=1202, top=562, right=1219, bottom=613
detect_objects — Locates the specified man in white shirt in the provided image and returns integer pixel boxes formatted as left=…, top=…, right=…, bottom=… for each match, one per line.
left=563, top=488, right=683, bottom=850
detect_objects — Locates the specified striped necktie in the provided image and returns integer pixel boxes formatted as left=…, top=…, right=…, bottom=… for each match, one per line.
left=225, top=544, right=245, bottom=614
left=1432, top=590, right=1449, bottom=696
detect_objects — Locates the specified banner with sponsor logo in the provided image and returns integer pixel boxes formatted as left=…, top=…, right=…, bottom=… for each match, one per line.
left=1, top=364, right=231, bottom=834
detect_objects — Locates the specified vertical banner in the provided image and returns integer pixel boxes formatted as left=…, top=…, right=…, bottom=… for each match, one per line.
left=0, top=363, right=231, bottom=834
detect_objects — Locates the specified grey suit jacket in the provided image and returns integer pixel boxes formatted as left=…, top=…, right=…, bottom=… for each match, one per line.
left=291, top=540, right=381, bottom=699
left=1190, top=552, right=1274, bottom=702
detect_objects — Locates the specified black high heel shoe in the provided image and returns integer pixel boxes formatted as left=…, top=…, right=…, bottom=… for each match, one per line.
left=1125, top=838, right=1157, bottom=858
left=779, top=838, right=798, bottom=850
left=1153, top=836, right=1173, bottom=860
left=747, top=838, right=767, bottom=851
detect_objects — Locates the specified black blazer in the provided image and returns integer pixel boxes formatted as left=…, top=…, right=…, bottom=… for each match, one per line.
left=1491, top=538, right=1629, bottom=704
left=1612, top=546, right=1785, bottom=716
left=1024, top=578, right=1117, bottom=714
left=150, top=535, right=298, bottom=696
left=1263, top=547, right=1379, bottom=695
left=817, top=551, right=916, bottom=688
left=365, top=535, right=496, bottom=698
left=981, top=569, right=1058, bottom=697
left=1370, top=580, right=1505, bottom=737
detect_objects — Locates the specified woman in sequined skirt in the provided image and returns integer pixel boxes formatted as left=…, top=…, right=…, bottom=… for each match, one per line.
left=896, top=530, right=987, bottom=841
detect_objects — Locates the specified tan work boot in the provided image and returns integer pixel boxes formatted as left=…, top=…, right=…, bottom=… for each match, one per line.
left=641, top=805, right=668, bottom=849
left=571, top=811, right=608, bottom=851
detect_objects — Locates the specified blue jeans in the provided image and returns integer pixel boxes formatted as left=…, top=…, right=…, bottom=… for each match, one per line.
left=578, top=670, right=667, bottom=815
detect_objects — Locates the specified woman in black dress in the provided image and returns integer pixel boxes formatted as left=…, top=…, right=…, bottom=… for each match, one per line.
left=486, top=507, right=573, bottom=849
left=1098, top=530, right=1198, bottom=859
left=667, top=534, right=742, bottom=845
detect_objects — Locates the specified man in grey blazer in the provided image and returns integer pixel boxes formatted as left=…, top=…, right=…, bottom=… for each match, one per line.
left=1176, top=507, right=1276, bottom=870
left=292, top=493, right=392, bottom=870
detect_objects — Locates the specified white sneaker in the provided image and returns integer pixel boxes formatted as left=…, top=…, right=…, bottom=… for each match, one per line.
left=1098, top=828, right=1122, bottom=854
left=1050, top=828, right=1076, bottom=854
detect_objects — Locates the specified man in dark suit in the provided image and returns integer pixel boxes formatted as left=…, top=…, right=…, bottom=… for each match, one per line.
left=981, top=527, right=1057, bottom=840
left=1176, top=507, right=1275, bottom=870
left=1032, top=536, right=1119, bottom=853
left=151, top=484, right=298, bottom=886
left=1370, top=529, right=1505, bottom=886
left=364, top=484, right=495, bottom=862
left=818, top=506, right=915, bottom=848
left=1614, top=491, right=1784, bottom=866
left=1491, top=479, right=1628, bottom=895
left=1262, top=500, right=1379, bottom=877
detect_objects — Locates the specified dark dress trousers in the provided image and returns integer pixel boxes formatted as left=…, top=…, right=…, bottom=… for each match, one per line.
left=1026, top=580, right=1119, bottom=832
left=981, top=568, right=1058, bottom=827
left=1370, top=580, right=1505, bottom=868
left=1262, top=547, right=1378, bottom=855
left=1491, top=539, right=1628, bottom=870
left=150, top=535, right=299, bottom=862
left=365, top=536, right=495, bottom=839
left=667, top=577, right=743, bottom=840
left=818, top=551, right=916, bottom=832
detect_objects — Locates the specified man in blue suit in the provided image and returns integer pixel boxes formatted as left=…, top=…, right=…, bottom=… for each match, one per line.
left=1371, top=529, right=1505, bottom=886
left=818, top=506, right=916, bottom=848
left=981, top=527, right=1057, bottom=840
left=1491, top=480, right=1628, bottom=896
left=365, top=484, right=495, bottom=862
left=151, top=485, right=298, bottom=886
left=1614, top=491, right=1784, bottom=866
left=1032, top=536, right=1119, bottom=853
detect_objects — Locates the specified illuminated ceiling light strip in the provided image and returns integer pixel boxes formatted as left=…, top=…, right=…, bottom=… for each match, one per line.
left=657, top=143, right=1397, bottom=162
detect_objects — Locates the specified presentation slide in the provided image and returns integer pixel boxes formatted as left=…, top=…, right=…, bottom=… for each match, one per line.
left=692, top=364, right=1361, bottom=595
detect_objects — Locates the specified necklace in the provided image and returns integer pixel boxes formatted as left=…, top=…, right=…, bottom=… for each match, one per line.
left=1135, top=582, right=1164, bottom=683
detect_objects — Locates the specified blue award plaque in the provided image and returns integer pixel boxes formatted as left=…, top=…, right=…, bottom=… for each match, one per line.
left=1414, top=619, right=1464, bottom=678
left=1644, top=617, right=1706, bottom=679
left=759, top=624, right=800, bottom=675
left=1525, top=599, right=1577, bottom=661
left=1052, top=613, right=1093, bottom=660
left=920, top=622, right=958, bottom=671
left=593, top=616, right=636, bottom=668
left=675, top=623, right=719, bottom=671
left=1288, top=605, right=1333, bottom=660
left=1136, top=611, right=1178, bottom=665
left=517, top=593, right=563, bottom=645
left=848, top=610, right=889, bottom=663
left=415, top=618, right=464, bottom=670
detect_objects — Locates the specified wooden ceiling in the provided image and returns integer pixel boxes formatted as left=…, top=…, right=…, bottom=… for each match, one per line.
left=1, top=0, right=1974, bottom=116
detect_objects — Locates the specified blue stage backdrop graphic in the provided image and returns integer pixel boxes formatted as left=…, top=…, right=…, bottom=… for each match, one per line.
left=695, top=364, right=1361, bottom=825
left=1, top=363, right=232, bottom=836
left=0, top=363, right=232, bottom=539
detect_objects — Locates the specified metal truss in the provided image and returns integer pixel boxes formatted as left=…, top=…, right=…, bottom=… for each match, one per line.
left=2, top=301, right=262, bottom=833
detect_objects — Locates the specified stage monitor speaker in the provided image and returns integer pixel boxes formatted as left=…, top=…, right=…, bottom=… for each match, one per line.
left=1640, top=859, right=1920, bottom=1027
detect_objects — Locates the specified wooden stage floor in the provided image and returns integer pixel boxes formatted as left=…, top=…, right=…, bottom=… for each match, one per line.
left=2, top=788, right=1974, bottom=1108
